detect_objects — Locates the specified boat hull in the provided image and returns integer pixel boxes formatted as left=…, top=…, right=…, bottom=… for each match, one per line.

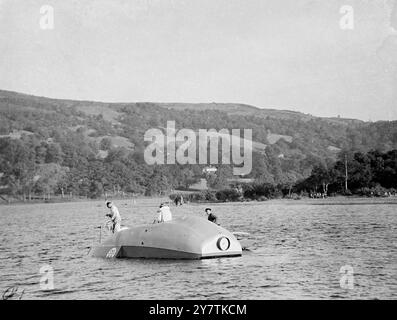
left=91, top=215, right=242, bottom=259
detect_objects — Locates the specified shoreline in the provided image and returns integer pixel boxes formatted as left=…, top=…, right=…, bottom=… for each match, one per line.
left=1, top=194, right=397, bottom=207
left=0, top=195, right=171, bottom=207
left=189, top=195, right=397, bottom=206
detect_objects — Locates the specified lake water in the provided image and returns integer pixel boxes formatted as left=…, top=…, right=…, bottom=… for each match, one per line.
left=0, top=197, right=396, bottom=300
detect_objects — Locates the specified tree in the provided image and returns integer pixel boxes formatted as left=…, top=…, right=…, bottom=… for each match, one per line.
left=45, top=143, right=63, bottom=163
left=206, top=166, right=233, bottom=189
left=279, top=171, right=300, bottom=197
left=180, top=167, right=199, bottom=189
left=33, top=163, right=69, bottom=199
left=145, top=167, right=171, bottom=196
left=0, top=138, right=36, bottom=200
left=100, top=137, right=112, bottom=150
left=310, top=164, right=334, bottom=196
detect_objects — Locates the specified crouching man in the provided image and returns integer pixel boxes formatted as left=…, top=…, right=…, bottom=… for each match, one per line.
left=154, top=203, right=172, bottom=223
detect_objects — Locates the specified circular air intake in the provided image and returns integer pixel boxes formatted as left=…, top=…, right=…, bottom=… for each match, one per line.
left=217, top=237, right=230, bottom=251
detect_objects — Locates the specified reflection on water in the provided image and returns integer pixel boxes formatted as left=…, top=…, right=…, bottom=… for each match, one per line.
left=0, top=198, right=396, bottom=299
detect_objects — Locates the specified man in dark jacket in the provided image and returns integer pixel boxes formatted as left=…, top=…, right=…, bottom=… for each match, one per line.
left=205, top=208, right=218, bottom=224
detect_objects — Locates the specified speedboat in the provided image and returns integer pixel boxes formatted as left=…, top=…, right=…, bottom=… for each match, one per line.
left=91, top=215, right=242, bottom=259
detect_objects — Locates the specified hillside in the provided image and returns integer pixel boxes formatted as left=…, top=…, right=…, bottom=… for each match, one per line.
left=157, top=102, right=364, bottom=126
left=0, top=89, right=396, bottom=199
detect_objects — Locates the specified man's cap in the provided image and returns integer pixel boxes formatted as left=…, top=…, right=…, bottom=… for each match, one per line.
left=205, top=208, right=211, bottom=212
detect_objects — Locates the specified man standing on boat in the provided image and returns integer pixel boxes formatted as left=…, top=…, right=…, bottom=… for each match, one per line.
left=205, top=208, right=218, bottom=224
left=154, top=203, right=172, bottom=223
left=106, top=201, right=121, bottom=233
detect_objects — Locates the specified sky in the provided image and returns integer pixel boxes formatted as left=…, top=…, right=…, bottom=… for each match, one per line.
left=0, top=0, right=396, bottom=121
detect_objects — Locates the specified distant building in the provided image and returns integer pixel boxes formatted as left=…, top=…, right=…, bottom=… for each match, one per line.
left=97, top=150, right=109, bottom=159
left=202, top=166, right=217, bottom=174
left=327, top=146, right=341, bottom=153
left=0, top=130, right=34, bottom=140
left=227, top=178, right=255, bottom=184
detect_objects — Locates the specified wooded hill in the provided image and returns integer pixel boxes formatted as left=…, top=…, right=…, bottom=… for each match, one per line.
left=0, top=89, right=396, bottom=199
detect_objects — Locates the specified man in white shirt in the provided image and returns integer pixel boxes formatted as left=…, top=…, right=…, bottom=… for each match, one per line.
left=105, top=201, right=121, bottom=233
left=154, top=203, right=172, bottom=223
